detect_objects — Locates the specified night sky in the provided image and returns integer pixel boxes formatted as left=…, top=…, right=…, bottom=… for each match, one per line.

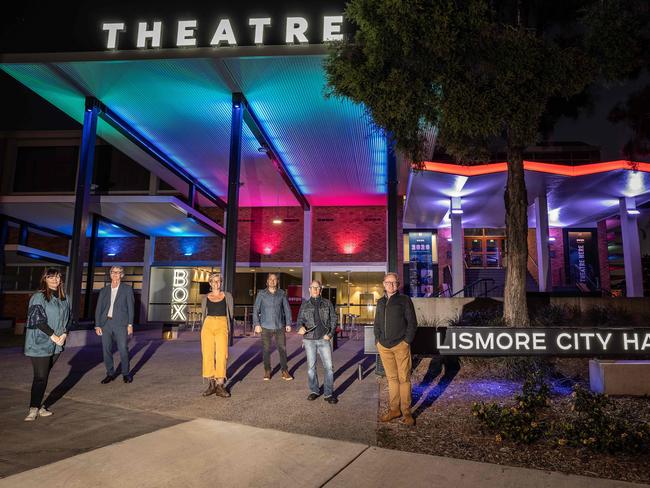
left=0, top=0, right=647, bottom=161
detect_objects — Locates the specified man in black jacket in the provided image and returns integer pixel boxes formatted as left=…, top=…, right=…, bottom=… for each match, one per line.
left=373, top=272, right=417, bottom=426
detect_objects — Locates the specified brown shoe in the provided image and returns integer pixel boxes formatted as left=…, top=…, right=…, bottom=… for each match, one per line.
left=263, top=370, right=271, bottom=381
left=215, top=384, right=231, bottom=398
left=402, top=414, right=415, bottom=426
left=202, top=379, right=217, bottom=397
left=281, top=370, right=293, bottom=381
left=380, top=410, right=401, bottom=422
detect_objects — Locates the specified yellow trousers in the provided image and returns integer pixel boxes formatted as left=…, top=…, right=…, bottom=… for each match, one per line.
left=201, top=316, right=229, bottom=379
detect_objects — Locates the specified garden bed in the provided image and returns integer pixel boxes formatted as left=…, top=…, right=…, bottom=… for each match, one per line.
left=377, top=357, right=650, bottom=484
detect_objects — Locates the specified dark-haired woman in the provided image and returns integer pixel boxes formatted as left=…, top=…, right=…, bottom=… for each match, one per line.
left=24, top=268, right=71, bottom=421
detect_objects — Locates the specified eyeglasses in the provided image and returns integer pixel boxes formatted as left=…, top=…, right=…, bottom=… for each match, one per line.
left=310, top=286, right=322, bottom=289
left=383, top=281, right=399, bottom=286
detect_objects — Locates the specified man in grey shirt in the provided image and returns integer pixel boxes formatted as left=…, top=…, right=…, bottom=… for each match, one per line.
left=95, top=266, right=135, bottom=384
left=253, top=273, right=293, bottom=381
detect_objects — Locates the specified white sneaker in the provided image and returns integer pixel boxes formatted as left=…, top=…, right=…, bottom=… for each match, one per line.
left=38, top=407, right=53, bottom=417
left=24, top=408, right=38, bottom=421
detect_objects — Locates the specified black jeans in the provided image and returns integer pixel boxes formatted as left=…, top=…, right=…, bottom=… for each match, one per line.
left=30, top=353, right=60, bottom=408
left=261, top=328, right=288, bottom=372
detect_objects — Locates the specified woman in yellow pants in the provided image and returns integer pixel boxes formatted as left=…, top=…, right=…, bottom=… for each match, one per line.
left=200, top=273, right=234, bottom=398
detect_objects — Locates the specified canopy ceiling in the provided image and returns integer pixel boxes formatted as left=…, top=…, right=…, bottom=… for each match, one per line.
left=1, top=52, right=390, bottom=207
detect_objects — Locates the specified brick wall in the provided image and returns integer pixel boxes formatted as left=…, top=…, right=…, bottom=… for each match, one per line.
left=312, top=206, right=386, bottom=262
left=236, top=207, right=303, bottom=263
left=7, top=227, right=69, bottom=255
left=155, top=236, right=222, bottom=262
left=83, top=237, right=144, bottom=262
left=2, top=293, right=30, bottom=322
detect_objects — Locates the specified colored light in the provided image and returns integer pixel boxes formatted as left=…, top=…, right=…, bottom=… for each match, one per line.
left=447, top=238, right=453, bottom=242
left=451, top=209, right=463, bottom=214
left=627, top=209, right=640, bottom=215
left=272, top=218, right=283, bottom=225
left=548, top=237, right=556, bottom=242
left=184, top=251, right=193, bottom=256
left=107, top=252, right=117, bottom=256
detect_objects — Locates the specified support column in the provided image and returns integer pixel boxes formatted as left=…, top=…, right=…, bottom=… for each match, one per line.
left=224, top=94, right=243, bottom=345
left=302, top=209, right=312, bottom=298
left=450, top=197, right=464, bottom=296
left=619, top=197, right=643, bottom=297
left=140, top=236, right=155, bottom=324
left=0, top=217, right=9, bottom=316
left=67, top=98, right=100, bottom=321
left=386, top=137, right=398, bottom=273
left=18, top=223, right=28, bottom=246
left=534, top=194, right=551, bottom=292
left=83, top=214, right=100, bottom=320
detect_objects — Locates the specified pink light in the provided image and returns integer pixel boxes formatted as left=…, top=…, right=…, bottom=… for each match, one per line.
left=263, top=246, right=273, bottom=255
left=343, top=243, right=356, bottom=254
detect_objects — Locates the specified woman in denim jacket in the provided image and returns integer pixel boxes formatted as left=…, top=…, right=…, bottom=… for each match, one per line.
left=24, top=268, right=71, bottom=421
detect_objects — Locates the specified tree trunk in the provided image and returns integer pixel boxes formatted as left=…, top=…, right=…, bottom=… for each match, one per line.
left=503, top=149, right=530, bottom=326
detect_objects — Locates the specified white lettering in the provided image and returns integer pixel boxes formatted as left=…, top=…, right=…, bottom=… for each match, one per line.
left=286, top=17, right=308, bottom=44
left=173, top=270, right=189, bottom=287
left=580, top=332, right=595, bottom=350
left=102, top=22, right=126, bottom=49
left=436, top=332, right=449, bottom=349
left=137, top=21, right=162, bottom=48
left=642, top=333, right=650, bottom=351
left=458, top=332, right=473, bottom=350
left=476, top=333, right=494, bottom=350
left=623, top=333, right=639, bottom=351
left=323, top=15, right=343, bottom=41
left=496, top=333, right=513, bottom=350
left=596, top=332, right=612, bottom=350
left=211, top=19, right=237, bottom=46
left=171, top=303, right=187, bottom=321
left=532, top=333, right=546, bottom=350
left=171, top=269, right=190, bottom=322
left=515, top=333, right=530, bottom=350
left=172, top=286, right=189, bottom=302
left=249, top=17, right=271, bottom=44
left=176, top=20, right=197, bottom=47
left=557, top=333, right=572, bottom=350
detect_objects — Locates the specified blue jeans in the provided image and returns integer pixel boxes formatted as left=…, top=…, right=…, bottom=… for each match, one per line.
left=304, top=339, right=334, bottom=397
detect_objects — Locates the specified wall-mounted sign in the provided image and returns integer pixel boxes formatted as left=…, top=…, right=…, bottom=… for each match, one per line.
left=407, top=232, right=434, bottom=297
left=413, top=327, right=650, bottom=356
left=148, top=267, right=195, bottom=322
left=566, top=230, right=599, bottom=288
left=102, top=15, right=344, bottom=50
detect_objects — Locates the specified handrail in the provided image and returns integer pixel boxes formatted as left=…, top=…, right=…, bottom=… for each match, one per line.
left=450, top=278, right=495, bottom=298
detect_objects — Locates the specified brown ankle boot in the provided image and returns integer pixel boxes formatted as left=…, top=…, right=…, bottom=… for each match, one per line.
left=215, top=384, right=231, bottom=398
left=402, top=413, right=415, bottom=426
left=380, top=410, right=401, bottom=422
left=202, top=379, right=217, bottom=397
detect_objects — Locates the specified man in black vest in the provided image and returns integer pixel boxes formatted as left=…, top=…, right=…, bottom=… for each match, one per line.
left=95, top=266, right=135, bottom=384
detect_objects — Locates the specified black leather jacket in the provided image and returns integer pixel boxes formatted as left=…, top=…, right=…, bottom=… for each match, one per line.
left=296, top=298, right=337, bottom=340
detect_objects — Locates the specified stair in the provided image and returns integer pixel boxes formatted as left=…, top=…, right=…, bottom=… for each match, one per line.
left=464, top=268, right=539, bottom=297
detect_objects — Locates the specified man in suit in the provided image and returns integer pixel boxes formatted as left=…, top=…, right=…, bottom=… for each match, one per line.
left=95, top=266, right=135, bottom=383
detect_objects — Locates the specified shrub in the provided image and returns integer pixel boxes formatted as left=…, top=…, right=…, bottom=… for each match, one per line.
left=585, top=305, right=634, bottom=328
left=472, top=370, right=550, bottom=444
left=554, top=386, right=650, bottom=453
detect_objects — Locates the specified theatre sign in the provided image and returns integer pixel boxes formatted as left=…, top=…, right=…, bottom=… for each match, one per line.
left=101, top=15, right=344, bottom=49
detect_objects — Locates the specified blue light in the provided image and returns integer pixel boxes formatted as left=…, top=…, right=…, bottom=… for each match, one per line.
left=107, top=252, right=117, bottom=256
left=184, top=251, right=193, bottom=256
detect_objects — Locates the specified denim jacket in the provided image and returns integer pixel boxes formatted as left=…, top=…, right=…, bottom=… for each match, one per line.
left=296, top=298, right=337, bottom=340
left=24, top=291, right=71, bottom=357
left=252, top=288, right=292, bottom=329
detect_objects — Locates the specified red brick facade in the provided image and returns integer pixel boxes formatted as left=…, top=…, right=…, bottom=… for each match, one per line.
left=155, top=236, right=222, bottom=262
left=312, top=206, right=386, bottom=262
left=597, top=220, right=611, bottom=291
left=235, top=207, right=304, bottom=263
left=526, top=228, right=566, bottom=287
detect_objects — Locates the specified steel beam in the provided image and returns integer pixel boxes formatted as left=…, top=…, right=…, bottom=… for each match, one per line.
left=223, top=94, right=243, bottom=344
left=84, top=214, right=100, bottom=319
left=67, top=97, right=100, bottom=320
left=386, top=136, right=398, bottom=273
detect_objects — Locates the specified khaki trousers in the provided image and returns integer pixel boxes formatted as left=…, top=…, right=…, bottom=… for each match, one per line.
left=201, top=316, right=229, bottom=379
left=377, top=340, right=412, bottom=414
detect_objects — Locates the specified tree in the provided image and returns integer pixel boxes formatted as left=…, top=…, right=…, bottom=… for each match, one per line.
left=325, top=0, right=605, bottom=326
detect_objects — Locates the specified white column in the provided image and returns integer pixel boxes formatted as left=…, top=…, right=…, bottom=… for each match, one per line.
left=302, top=209, right=312, bottom=298
left=534, top=194, right=551, bottom=292
left=450, top=197, right=464, bottom=296
left=619, top=197, right=643, bottom=297
left=139, top=236, right=155, bottom=324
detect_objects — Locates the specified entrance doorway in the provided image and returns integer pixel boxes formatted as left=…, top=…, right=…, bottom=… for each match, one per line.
left=465, top=229, right=506, bottom=268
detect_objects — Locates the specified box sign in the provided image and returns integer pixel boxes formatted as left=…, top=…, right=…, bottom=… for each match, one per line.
left=148, top=267, right=195, bottom=322
left=102, top=15, right=344, bottom=50
left=399, top=327, right=650, bottom=356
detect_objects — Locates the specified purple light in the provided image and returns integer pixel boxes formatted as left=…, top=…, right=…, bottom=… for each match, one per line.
left=627, top=209, right=640, bottom=215
left=548, top=236, right=556, bottom=242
